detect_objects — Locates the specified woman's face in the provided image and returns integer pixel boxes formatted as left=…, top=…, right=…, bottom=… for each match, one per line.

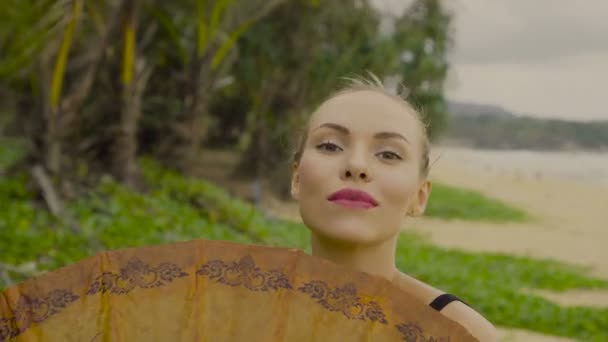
left=291, top=90, right=431, bottom=245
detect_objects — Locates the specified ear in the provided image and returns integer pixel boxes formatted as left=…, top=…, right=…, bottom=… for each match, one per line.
left=408, top=180, right=432, bottom=217
left=290, top=161, right=300, bottom=200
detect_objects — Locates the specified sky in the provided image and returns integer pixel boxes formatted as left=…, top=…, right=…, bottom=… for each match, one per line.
left=371, top=0, right=608, bottom=121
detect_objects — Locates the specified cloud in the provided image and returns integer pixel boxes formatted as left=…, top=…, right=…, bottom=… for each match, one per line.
left=447, top=0, right=608, bottom=64
left=373, top=0, right=608, bottom=120
left=446, top=53, right=608, bottom=120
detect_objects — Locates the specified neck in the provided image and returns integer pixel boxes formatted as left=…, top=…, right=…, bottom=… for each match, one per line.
left=310, top=233, right=400, bottom=281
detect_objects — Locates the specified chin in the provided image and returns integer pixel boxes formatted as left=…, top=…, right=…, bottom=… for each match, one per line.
left=301, top=211, right=385, bottom=245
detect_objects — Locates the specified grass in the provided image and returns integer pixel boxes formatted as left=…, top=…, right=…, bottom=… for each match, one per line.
left=425, top=182, right=529, bottom=222
left=0, top=137, right=26, bottom=170
left=397, top=237, right=608, bottom=339
left=1, top=155, right=607, bottom=340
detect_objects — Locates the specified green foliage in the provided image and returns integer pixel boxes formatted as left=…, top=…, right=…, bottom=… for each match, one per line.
left=220, top=0, right=396, bottom=180
left=397, top=235, right=608, bottom=340
left=0, top=0, right=66, bottom=80
left=0, top=138, right=27, bottom=170
left=140, top=158, right=310, bottom=248
left=1, top=0, right=456, bottom=190
left=212, top=0, right=454, bottom=181
left=1, top=158, right=607, bottom=340
left=425, top=183, right=529, bottom=222
left=393, top=0, right=453, bottom=140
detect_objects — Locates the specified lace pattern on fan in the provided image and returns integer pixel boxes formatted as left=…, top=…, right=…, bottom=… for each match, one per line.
left=0, top=289, right=79, bottom=340
left=87, top=257, right=188, bottom=295
left=298, top=280, right=388, bottom=324
left=397, top=322, right=451, bottom=342
left=0, top=255, right=450, bottom=342
left=196, top=255, right=292, bottom=291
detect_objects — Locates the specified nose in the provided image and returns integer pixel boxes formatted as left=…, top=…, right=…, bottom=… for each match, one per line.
left=341, top=149, right=372, bottom=182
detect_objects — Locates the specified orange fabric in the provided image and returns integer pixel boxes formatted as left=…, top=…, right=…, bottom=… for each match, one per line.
left=1, top=239, right=477, bottom=341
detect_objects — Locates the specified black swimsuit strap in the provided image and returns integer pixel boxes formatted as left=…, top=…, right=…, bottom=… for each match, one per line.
left=429, top=293, right=468, bottom=312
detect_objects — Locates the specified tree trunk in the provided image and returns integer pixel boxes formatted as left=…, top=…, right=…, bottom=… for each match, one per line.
left=43, top=0, right=81, bottom=174
left=112, top=63, right=152, bottom=187
left=167, top=55, right=214, bottom=173
left=39, top=0, right=126, bottom=175
left=111, top=0, right=151, bottom=187
left=40, top=58, right=62, bottom=174
left=232, top=75, right=281, bottom=180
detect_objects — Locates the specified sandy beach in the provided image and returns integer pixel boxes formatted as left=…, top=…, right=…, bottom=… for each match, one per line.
left=420, top=146, right=608, bottom=279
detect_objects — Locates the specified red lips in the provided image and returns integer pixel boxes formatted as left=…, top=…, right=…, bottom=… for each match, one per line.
left=327, top=188, right=379, bottom=209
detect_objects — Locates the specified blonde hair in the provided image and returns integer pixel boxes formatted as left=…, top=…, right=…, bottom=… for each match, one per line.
left=292, top=72, right=431, bottom=177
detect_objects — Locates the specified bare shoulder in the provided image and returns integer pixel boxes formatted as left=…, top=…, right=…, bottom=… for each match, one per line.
left=392, top=271, right=498, bottom=341
left=440, top=301, right=498, bottom=341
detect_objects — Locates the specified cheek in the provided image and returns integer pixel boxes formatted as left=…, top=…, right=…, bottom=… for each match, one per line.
left=377, top=168, right=419, bottom=209
left=296, top=154, right=335, bottom=231
left=298, top=153, right=329, bottom=193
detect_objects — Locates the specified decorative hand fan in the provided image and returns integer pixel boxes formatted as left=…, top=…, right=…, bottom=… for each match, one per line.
left=1, top=239, right=476, bottom=341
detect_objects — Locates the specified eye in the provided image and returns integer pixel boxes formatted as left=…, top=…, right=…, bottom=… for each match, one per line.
left=316, top=141, right=343, bottom=153
left=377, top=151, right=402, bottom=161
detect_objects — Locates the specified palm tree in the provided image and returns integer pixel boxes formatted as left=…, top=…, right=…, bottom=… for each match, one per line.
left=152, top=0, right=286, bottom=172
left=112, top=0, right=154, bottom=187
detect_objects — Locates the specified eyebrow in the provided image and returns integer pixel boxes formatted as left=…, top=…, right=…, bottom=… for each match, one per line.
left=313, top=122, right=410, bottom=144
